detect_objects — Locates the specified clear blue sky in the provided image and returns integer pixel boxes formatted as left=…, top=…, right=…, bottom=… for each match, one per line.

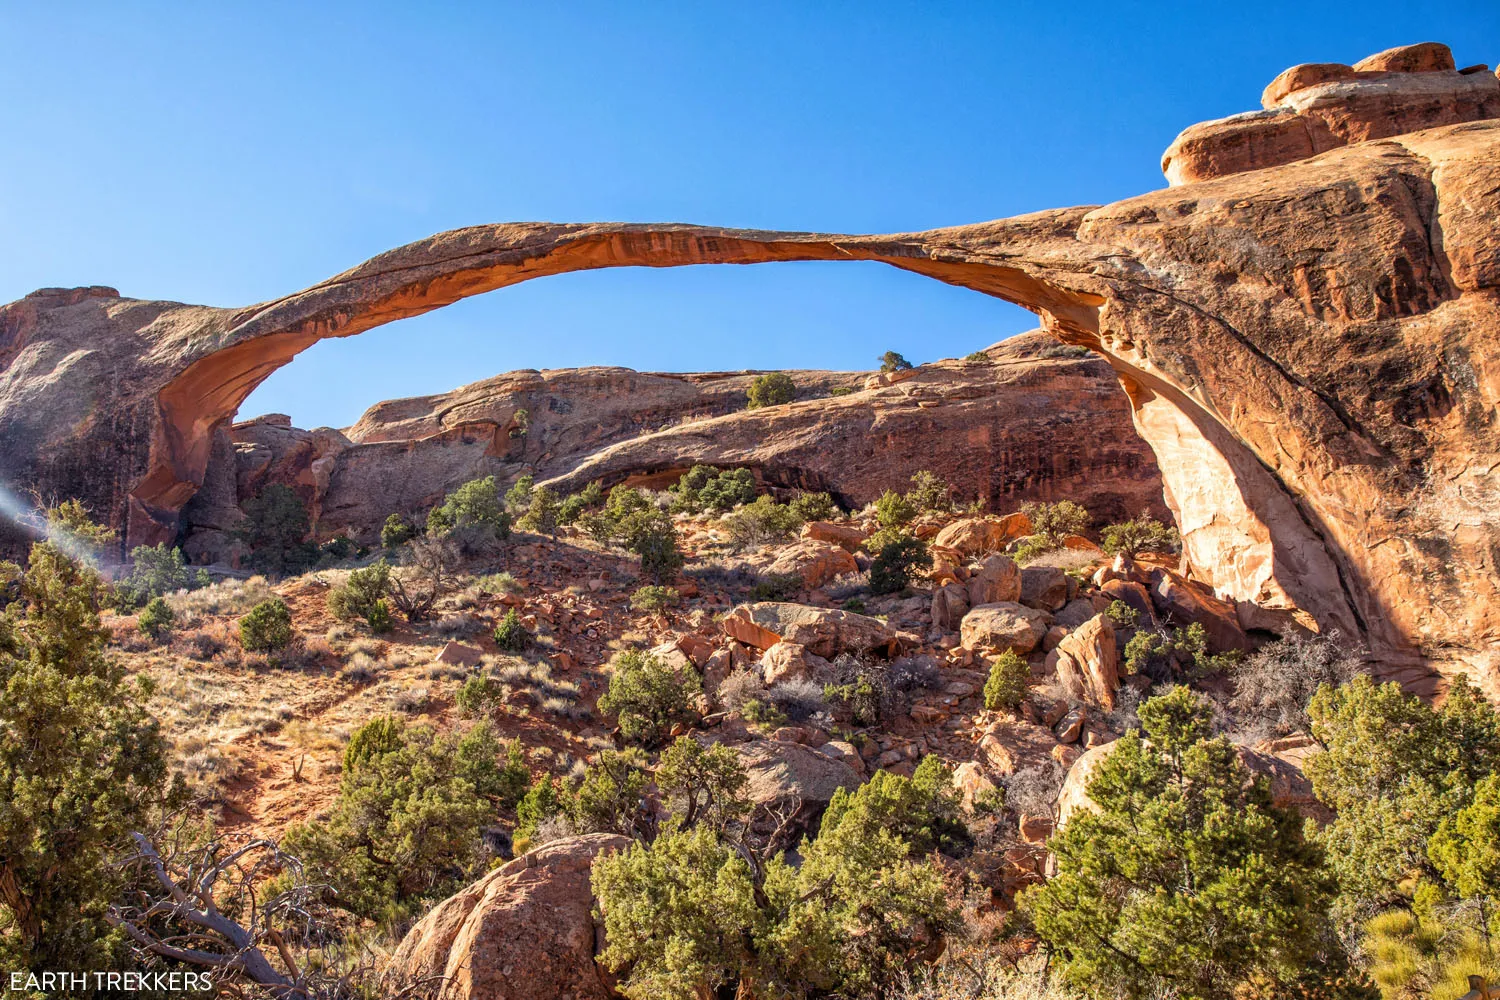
left=2, top=3, right=1494, bottom=429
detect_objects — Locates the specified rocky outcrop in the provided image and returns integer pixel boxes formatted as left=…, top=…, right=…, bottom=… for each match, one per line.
left=2, top=41, right=1497, bottom=696
left=722, top=602, right=897, bottom=659
left=385, top=833, right=628, bottom=1000
left=1049, top=615, right=1121, bottom=711
left=1162, top=42, right=1500, bottom=184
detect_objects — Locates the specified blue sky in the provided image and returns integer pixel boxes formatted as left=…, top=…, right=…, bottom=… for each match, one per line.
left=2, top=3, right=1495, bottom=428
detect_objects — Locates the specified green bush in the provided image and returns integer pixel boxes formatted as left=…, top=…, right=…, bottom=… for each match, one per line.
left=983, top=650, right=1029, bottom=712
left=326, top=559, right=392, bottom=629
left=240, top=598, right=293, bottom=652
left=493, top=608, right=531, bottom=652
left=963, top=350, right=990, bottom=362
left=879, top=350, right=914, bottom=373
left=503, top=474, right=535, bottom=514
left=655, top=736, right=750, bottom=832
left=750, top=572, right=802, bottom=602
left=137, top=596, right=176, bottom=640
left=115, top=542, right=208, bottom=608
left=593, top=762, right=955, bottom=999
left=597, top=649, right=700, bottom=747
left=427, top=475, right=511, bottom=539
left=1307, top=675, right=1500, bottom=920
left=840, top=596, right=866, bottom=613
left=381, top=513, right=416, bottom=548
left=630, top=585, right=679, bottom=613
left=1024, top=686, right=1352, bottom=999
left=869, top=533, right=931, bottom=594
left=514, top=774, right=568, bottom=851
left=622, top=509, right=684, bottom=584
left=236, top=484, right=316, bottom=577
left=1100, top=513, right=1179, bottom=557
left=873, top=489, right=916, bottom=530
left=282, top=719, right=502, bottom=921
left=697, top=468, right=757, bottom=512
left=787, top=491, right=839, bottom=521
left=455, top=674, right=500, bottom=717
left=823, top=755, right=968, bottom=857
left=829, top=385, right=855, bottom=396
left=1105, top=599, right=1140, bottom=628
left=517, top=484, right=560, bottom=536
left=571, top=748, right=651, bottom=838
left=723, top=495, right=803, bottom=550
left=1019, top=500, right=1090, bottom=550
left=746, top=372, right=796, bottom=409
left=904, top=470, right=952, bottom=513
left=0, top=542, right=181, bottom=967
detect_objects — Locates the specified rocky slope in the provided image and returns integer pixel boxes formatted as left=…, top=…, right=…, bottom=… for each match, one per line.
left=178, top=331, right=1164, bottom=562
left=2, top=41, right=1497, bottom=694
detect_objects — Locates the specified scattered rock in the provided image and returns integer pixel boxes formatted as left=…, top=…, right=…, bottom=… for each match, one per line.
left=739, top=740, right=861, bottom=811
left=722, top=603, right=896, bottom=659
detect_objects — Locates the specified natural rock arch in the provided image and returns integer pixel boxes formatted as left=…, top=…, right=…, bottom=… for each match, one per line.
left=2, top=61, right=1497, bottom=696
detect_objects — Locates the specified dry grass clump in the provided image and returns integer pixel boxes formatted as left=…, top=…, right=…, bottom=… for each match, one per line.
left=432, top=612, right=484, bottom=638
left=339, top=651, right=381, bottom=685
left=482, top=655, right=585, bottom=717
left=390, top=684, right=431, bottom=715
left=167, top=575, right=274, bottom=621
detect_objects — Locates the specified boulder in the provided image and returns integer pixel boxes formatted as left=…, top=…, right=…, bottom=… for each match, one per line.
left=1019, top=814, right=1054, bottom=844
left=647, top=641, right=695, bottom=674
left=1056, top=741, right=1120, bottom=829
left=816, top=740, right=866, bottom=777
left=1148, top=567, right=1250, bottom=652
left=1352, top=41, right=1454, bottom=74
left=1054, top=597, right=1099, bottom=630
left=966, top=553, right=1022, bottom=606
left=385, top=833, right=629, bottom=1000
left=930, top=582, right=971, bottom=632
left=434, top=641, right=483, bottom=667
left=952, top=761, right=997, bottom=809
left=1020, top=566, right=1069, bottom=611
left=1100, top=579, right=1154, bottom=623
left=960, top=602, right=1051, bottom=655
left=739, top=740, right=861, bottom=810
left=801, top=520, right=869, bottom=552
left=722, top=602, right=896, bottom=659
left=761, top=641, right=811, bottom=685
left=1050, top=615, right=1121, bottom=712
left=933, top=514, right=1030, bottom=556
left=765, top=539, right=859, bottom=589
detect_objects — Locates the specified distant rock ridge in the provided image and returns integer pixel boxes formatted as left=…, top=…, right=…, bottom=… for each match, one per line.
left=1, top=39, right=1497, bottom=697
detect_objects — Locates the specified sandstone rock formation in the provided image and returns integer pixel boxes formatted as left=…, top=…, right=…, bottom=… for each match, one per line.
left=1050, top=615, right=1121, bottom=711
left=1163, top=42, right=1500, bottom=184
left=722, top=602, right=897, bottom=659
left=1, top=40, right=1497, bottom=696
left=960, top=602, right=1051, bottom=655
left=385, top=833, right=628, bottom=1000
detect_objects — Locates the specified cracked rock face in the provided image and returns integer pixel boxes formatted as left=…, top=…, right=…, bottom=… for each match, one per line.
left=1, top=41, right=1497, bottom=696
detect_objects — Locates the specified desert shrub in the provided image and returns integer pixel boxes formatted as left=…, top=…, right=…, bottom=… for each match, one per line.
left=1307, top=675, right=1500, bottom=920
left=514, top=774, right=570, bottom=852
left=840, top=596, right=866, bottom=613
left=557, top=481, right=605, bottom=526
left=1099, top=513, right=1179, bottom=557
left=724, top=496, right=803, bottom=550
left=822, top=659, right=889, bottom=727
left=904, top=470, right=952, bottom=514
left=1229, top=631, right=1362, bottom=740
left=388, top=534, right=459, bottom=623
left=503, top=473, right=535, bottom=514
left=765, top=678, right=827, bottom=723
left=1037, top=343, right=1092, bottom=360
left=44, top=498, right=117, bottom=561
left=879, top=350, right=914, bottom=373
left=698, top=468, right=758, bottom=513
left=788, top=491, right=839, bottom=521
left=1105, top=599, right=1139, bottom=628
left=598, top=649, right=700, bottom=747
left=870, top=533, right=931, bottom=594
left=0, top=541, right=182, bottom=967
left=746, top=372, right=796, bottom=409
left=571, top=748, right=653, bottom=838
left=630, top=585, right=679, bottom=613
left=517, top=484, right=560, bottom=536
left=380, top=512, right=416, bottom=548
left=326, top=559, right=392, bottom=629
left=825, top=755, right=968, bottom=856
left=656, top=736, right=751, bottom=832
left=236, top=484, right=316, bottom=577
left=283, top=719, right=505, bottom=921
left=983, top=650, right=1030, bottom=712
left=456, top=674, right=502, bottom=716
left=1017, top=500, right=1090, bottom=559
left=475, top=571, right=522, bottom=595
left=750, top=571, right=803, bottom=602
left=829, top=386, right=854, bottom=397
left=493, top=608, right=531, bottom=651
left=1023, top=686, right=1351, bottom=999
left=427, top=475, right=511, bottom=540
left=317, top=534, right=361, bottom=564
left=621, top=509, right=684, bottom=584
left=137, top=596, right=176, bottom=640
left=114, top=542, right=209, bottom=608
left=962, top=349, right=991, bottom=362
left=1003, top=762, right=1065, bottom=819
left=239, top=598, right=293, bottom=652
left=1121, top=621, right=1239, bottom=681
left=873, top=489, right=916, bottom=530
left=593, top=765, right=955, bottom=999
